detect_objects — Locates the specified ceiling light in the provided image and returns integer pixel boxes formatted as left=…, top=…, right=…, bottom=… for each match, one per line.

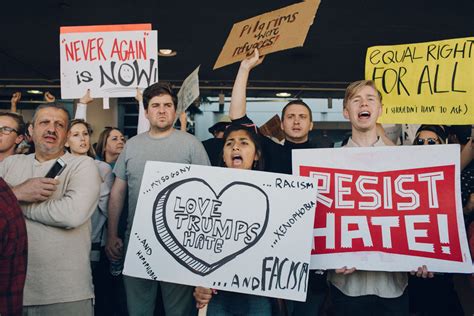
left=276, top=92, right=291, bottom=97
left=158, top=49, right=177, bottom=57
left=27, top=90, right=43, bottom=95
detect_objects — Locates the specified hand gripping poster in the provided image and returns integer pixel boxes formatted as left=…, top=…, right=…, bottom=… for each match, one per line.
left=293, top=145, right=473, bottom=273
left=123, top=162, right=318, bottom=301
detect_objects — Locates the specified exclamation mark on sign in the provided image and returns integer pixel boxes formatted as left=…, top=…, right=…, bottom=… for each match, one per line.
left=437, top=214, right=450, bottom=254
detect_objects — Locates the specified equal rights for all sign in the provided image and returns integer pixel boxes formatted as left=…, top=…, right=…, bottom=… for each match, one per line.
left=293, top=145, right=472, bottom=273
left=123, top=162, right=317, bottom=301
left=60, top=24, right=158, bottom=99
left=365, top=37, right=474, bottom=125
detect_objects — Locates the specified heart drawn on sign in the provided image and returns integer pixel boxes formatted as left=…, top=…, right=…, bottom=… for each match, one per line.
left=152, top=178, right=269, bottom=276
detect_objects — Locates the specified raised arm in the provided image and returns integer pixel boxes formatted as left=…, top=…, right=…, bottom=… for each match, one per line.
left=229, top=49, right=264, bottom=120
left=10, top=92, right=21, bottom=113
left=75, top=89, right=94, bottom=120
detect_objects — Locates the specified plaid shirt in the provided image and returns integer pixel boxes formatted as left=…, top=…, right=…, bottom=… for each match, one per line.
left=0, top=177, right=27, bottom=316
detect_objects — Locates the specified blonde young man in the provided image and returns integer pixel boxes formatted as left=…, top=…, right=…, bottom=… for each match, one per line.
left=329, top=80, right=432, bottom=315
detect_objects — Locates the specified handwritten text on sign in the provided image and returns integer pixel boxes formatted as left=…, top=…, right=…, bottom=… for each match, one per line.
left=213, top=0, right=320, bottom=69
left=60, top=24, right=158, bottom=99
left=365, top=37, right=474, bottom=125
left=124, top=162, right=317, bottom=301
left=293, top=145, right=472, bottom=273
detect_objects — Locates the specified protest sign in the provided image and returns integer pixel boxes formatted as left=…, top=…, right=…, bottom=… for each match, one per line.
left=260, top=114, right=286, bottom=142
left=293, top=145, right=473, bottom=273
left=213, top=0, right=321, bottom=69
left=177, top=66, right=200, bottom=115
left=60, top=24, right=158, bottom=99
left=123, top=161, right=317, bottom=301
left=365, top=37, right=474, bottom=125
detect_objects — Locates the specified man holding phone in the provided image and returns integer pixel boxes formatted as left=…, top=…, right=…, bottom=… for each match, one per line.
left=0, top=103, right=101, bottom=315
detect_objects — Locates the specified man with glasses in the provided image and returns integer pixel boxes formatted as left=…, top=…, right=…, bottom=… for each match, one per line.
left=0, top=112, right=25, bottom=161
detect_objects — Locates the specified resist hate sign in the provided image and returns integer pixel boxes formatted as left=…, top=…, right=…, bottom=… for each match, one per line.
left=123, top=162, right=317, bottom=301
left=293, top=145, right=473, bottom=273
left=213, top=0, right=320, bottom=69
left=60, top=24, right=158, bottom=99
left=365, top=37, right=474, bottom=125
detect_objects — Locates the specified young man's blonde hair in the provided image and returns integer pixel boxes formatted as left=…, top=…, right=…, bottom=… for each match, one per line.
left=343, top=80, right=383, bottom=108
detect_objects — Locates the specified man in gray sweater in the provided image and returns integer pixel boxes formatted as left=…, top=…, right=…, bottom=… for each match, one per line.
left=0, top=103, right=100, bottom=315
left=106, top=82, right=210, bottom=316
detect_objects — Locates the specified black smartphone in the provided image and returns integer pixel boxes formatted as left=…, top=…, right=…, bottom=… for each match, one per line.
left=45, top=158, right=67, bottom=179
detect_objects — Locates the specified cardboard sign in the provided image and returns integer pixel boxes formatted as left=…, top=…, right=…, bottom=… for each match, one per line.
left=123, top=161, right=317, bottom=301
left=259, top=114, right=286, bottom=142
left=365, top=37, right=474, bottom=125
left=60, top=24, right=158, bottom=99
left=213, top=0, right=321, bottom=69
left=293, top=145, right=473, bottom=273
left=177, top=66, right=200, bottom=114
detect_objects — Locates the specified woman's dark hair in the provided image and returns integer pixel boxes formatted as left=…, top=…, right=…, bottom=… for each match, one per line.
left=95, top=127, right=123, bottom=161
left=220, top=124, right=265, bottom=171
left=67, top=119, right=96, bottom=158
left=413, top=125, right=447, bottom=145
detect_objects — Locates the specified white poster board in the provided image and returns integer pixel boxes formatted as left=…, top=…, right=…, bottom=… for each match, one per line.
left=124, top=161, right=317, bottom=301
left=60, top=24, right=158, bottom=99
left=293, top=145, right=473, bottom=273
left=177, top=66, right=200, bottom=114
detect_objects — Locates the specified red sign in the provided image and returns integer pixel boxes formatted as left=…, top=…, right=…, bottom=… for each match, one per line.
left=299, top=165, right=461, bottom=262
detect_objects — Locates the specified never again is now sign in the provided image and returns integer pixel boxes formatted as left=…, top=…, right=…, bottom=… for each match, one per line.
left=60, top=24, right=158, bottom=99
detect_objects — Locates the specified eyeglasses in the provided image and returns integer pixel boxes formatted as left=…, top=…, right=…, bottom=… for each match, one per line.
left=0, top=126, right=18, bottom=135
left=415, top=137, right=439, bottom=145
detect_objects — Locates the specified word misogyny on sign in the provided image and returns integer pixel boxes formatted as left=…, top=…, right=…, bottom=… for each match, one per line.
left=300, top=165, right=462, bottom=262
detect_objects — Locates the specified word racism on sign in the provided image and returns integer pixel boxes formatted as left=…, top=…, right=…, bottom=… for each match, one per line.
left=213, top=0, right=321, bottom=69
left=365, top=37, right=474, bottom=125
left=293, top=145, right=472, bottom=273
left=123, top=162, right=317, bottom=301
left=60, top=24, right=158, bottom=99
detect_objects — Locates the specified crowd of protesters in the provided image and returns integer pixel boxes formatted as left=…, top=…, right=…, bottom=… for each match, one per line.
left=0, top=49, right=473, bottom=316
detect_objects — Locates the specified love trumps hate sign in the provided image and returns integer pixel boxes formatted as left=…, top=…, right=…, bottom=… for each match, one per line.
left=293, top=145, right=473, bottom=273
left=123, top=161, right=317, bottom=301
left=60, top=24, right=158, bottom=99
left=213, top=0, right=321, bottom=69
left=365, top=37, right=474, bottom=125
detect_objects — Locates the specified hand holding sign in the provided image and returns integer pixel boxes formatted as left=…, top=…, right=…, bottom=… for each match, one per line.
left=79, top=89, right=94, bottom=104
left=241, top=49, right=265, bottom=72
